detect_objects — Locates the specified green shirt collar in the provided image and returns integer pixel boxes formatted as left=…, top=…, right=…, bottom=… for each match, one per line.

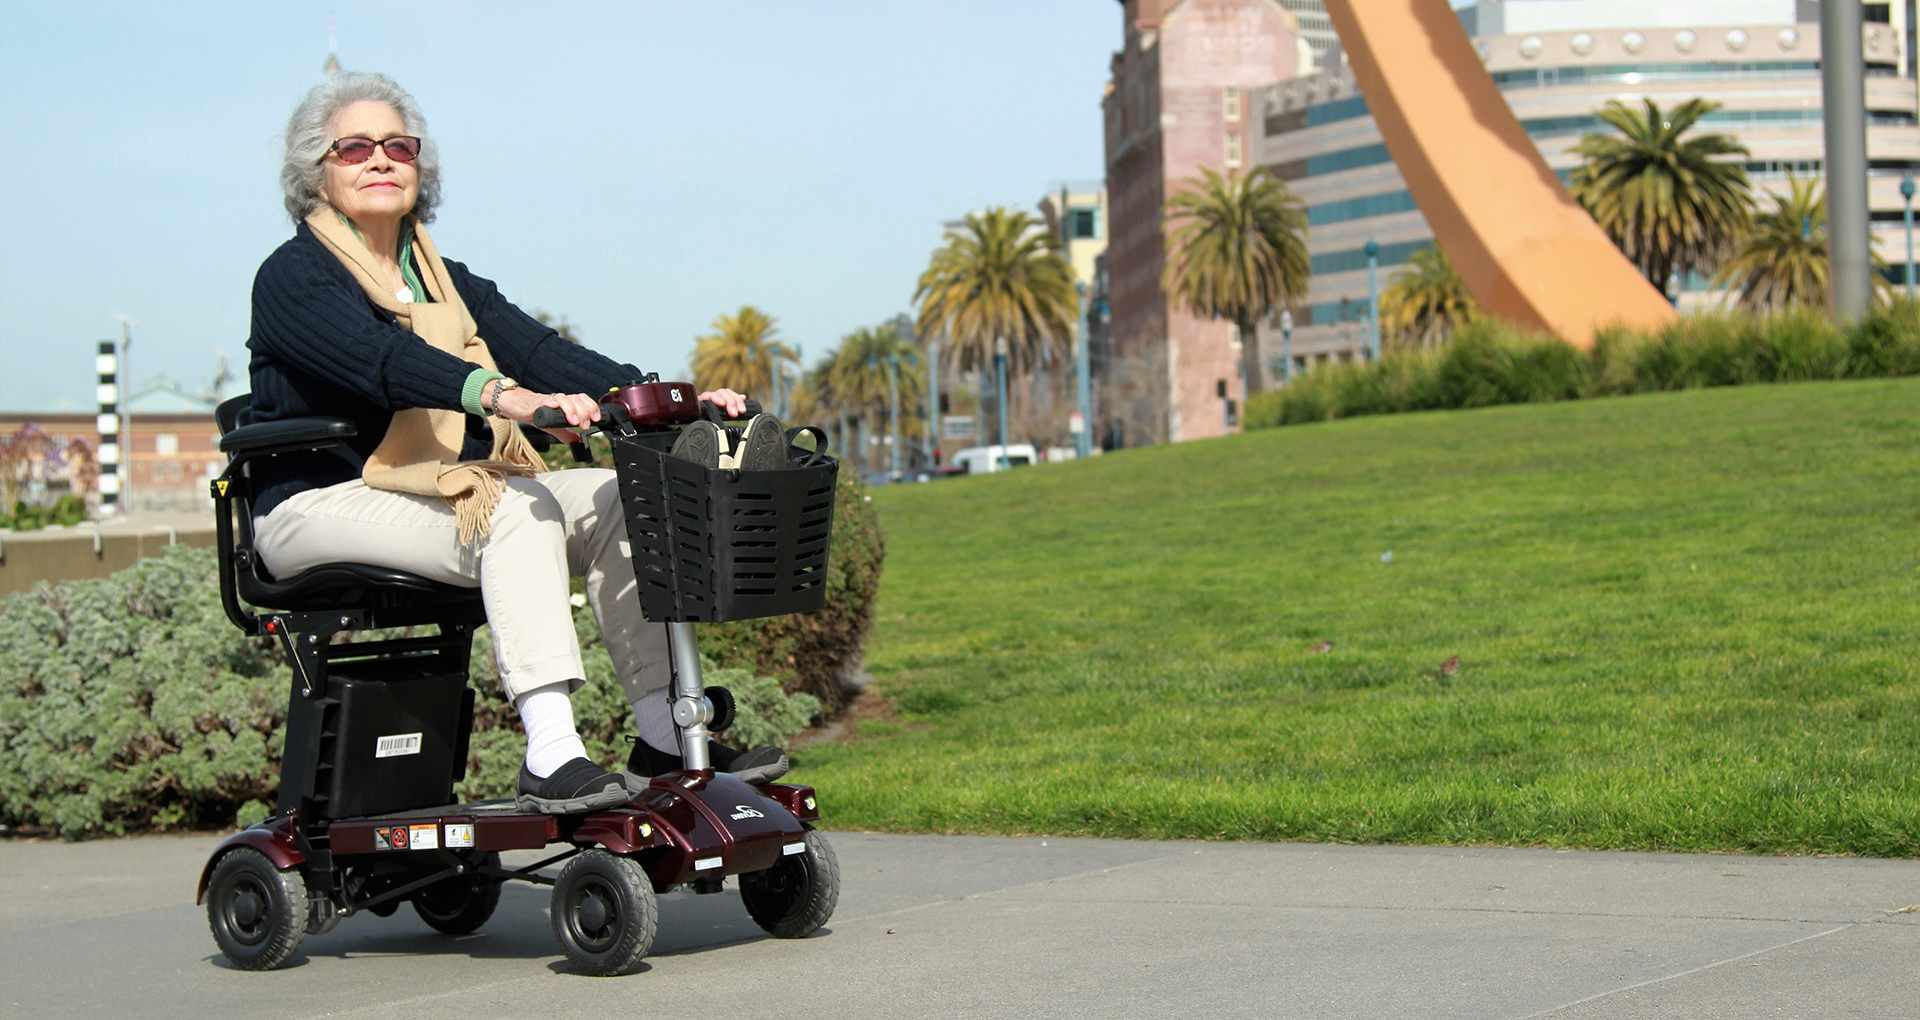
left=335, top=212, right=429, bottom=304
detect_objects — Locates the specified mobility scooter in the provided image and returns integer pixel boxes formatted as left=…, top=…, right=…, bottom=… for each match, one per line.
left=197, top=378, right=840, bottom=975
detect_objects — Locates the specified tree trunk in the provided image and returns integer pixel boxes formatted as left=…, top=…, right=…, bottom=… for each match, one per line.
left=1239, top=315, right=1265, bottom=399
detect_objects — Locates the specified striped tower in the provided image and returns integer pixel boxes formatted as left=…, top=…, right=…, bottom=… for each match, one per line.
left=95, top=339, right=119, bottom=516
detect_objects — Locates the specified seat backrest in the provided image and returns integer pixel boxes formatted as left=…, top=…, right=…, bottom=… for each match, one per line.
left=214, top=393, right=250, bottom=436
left=211, top=393, right=262, bottom=569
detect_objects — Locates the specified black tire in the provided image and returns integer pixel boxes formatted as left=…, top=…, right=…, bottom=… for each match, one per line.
left=206, top=847, right=308, bottom=971
left=739, top=828, right=839, bottom=938
left=413, top=852, right=504, bottom=935
left=550, top=850, right=658, bottom=976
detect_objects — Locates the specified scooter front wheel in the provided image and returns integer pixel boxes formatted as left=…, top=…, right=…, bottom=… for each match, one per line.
left=739, top=827, right=839, bottom=938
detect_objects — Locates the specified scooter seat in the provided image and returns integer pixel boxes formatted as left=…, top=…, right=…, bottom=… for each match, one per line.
left=238, top=558, right=484, bottom=615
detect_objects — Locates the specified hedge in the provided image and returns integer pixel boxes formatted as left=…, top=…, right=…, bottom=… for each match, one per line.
left=1246, top=301, right=1920, bottom=430
left=0, top=465, right=882, bottom=838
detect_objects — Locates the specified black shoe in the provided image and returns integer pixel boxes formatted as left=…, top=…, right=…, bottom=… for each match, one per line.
left=669, top=420, right=727, bottom=469
left=516, top=758, right=631, bottom=814
left=624, top=738, right=791, bottom=786
left=730, top=413, right=788, bottom=471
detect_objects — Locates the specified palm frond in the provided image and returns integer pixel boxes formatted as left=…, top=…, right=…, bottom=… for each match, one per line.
left=1163, top=165, right=1310, bottom=396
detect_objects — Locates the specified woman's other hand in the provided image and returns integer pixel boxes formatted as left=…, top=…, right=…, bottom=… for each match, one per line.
left=496, top=387, right=600, bottom=443
left=698, top=388, right=748, bottom=418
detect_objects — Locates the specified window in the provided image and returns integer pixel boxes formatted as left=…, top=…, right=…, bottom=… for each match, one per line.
left=1225, top=132, right=1242, bottom=169
left=1224, top=88, right=1241, bottom=121
left=1069, top=208, right=1098, bottom=239
left=155, top=433, right=178, bottom=455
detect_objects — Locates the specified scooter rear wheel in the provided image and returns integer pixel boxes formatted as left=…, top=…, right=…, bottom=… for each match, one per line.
left=413, top=852, right=504, bottom=935
left=739, top=827, right=839, bottom=938
left=550, top=849, right=658, bottom=975
left=206, top=847, right=308, bottom=970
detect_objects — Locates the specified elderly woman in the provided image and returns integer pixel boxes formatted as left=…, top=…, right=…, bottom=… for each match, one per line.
left=248, top=72, right=785, bottom=813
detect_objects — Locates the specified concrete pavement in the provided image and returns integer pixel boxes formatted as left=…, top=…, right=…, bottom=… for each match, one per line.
left=3, top=831, right=1918, bottom=1018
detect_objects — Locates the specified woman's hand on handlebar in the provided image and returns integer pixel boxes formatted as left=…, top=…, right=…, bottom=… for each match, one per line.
left=496, top=387, right=600, bottom=443
left=699, top=388, right=749, bottom=418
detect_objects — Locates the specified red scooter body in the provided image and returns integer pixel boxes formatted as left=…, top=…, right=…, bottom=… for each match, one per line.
left=607, top=380, right=702, bottom=427
left=197, top=775, right=821, bottom=903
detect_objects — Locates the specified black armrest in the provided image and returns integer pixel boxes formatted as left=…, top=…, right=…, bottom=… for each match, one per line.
left=219, top=416, right=357, bottom=455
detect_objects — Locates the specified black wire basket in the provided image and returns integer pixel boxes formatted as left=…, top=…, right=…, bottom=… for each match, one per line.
left=608, top=431, right=839, bottom=622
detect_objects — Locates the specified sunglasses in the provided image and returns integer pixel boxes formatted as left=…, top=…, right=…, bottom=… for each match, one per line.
left=323, top=135, right=422, bottom=165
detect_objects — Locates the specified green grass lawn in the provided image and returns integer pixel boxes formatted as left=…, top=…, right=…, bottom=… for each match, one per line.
left=791, top=379, right=1920, bottom=854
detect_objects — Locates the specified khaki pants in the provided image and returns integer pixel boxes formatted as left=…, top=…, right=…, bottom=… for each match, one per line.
left=253, top=469, right=674, bottom=746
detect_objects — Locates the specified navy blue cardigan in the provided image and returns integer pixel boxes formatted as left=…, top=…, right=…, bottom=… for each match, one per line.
left=245, top=222, right=643, bottom=518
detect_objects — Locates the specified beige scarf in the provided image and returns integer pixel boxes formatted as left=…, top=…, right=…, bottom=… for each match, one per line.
left=305, top=208, right=544, bottom=545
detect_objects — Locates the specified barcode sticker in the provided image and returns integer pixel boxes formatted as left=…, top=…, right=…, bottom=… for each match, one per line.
left=375, top=732, right=422, bottom=758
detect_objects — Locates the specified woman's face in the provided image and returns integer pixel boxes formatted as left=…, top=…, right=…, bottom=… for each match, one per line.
left=320, top=100, right=418, bottom=226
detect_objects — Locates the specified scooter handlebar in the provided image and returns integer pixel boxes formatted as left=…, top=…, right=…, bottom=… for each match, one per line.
left=530, top=396, right=763, bottom=432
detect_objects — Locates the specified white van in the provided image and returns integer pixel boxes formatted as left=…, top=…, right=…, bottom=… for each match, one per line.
left=947, top=444, right=1038, bottom=475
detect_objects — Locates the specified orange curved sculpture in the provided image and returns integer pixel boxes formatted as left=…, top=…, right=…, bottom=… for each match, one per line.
left=1322, top=0, right=1676, bottom=346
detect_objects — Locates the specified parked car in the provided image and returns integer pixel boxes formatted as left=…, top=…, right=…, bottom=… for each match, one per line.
left=947, top=444, right=1038, bottom=475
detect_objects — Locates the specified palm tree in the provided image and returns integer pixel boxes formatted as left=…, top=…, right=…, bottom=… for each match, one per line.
left=1163, top=165, right=1310, bottom=398
left=1713, top=173, right=1891, bottom=310
left=689, top=305, right=797, bottom=398
left=831, top=323, right=921, bottom=476
left=1379, top=245, right=1478, bottom=350
left=1570, top=98, right=1755, bottom=296
left=914, top=208, right=1077, bottom=452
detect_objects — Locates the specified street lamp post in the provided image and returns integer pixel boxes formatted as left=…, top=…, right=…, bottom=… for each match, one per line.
left=1363, top=238, right=1381, bottom=362
left=926, top=332, right=940, bottom=468
left=1279, top=307, right=1294, bottom=384
left=1073, top=283, right=1092, bottom=460
left=768, top=352, right=783, bottom=419
left=1821, top=0, right=1871, bottom=318
left=993, top=335, right=1010, bottom=470
left=1902, top=174, right=1916, bottom=300
left=886, top=354, right=901, bottom=480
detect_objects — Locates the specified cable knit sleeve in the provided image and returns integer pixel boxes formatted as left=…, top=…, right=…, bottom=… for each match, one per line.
left=444, top=258, right=647, bottom=397
left=250, top=241, right=478, bottom=411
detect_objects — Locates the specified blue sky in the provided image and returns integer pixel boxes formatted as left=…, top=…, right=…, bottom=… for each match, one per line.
left=0, top=2, right=1113, bottom=412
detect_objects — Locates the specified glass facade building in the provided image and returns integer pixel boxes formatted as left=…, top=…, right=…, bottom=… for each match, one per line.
left=1252, top=15, right=1920, bottom=376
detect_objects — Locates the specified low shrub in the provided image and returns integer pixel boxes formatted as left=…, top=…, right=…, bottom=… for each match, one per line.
left=0, top=495, right=89, bottom=531
left=1248, top=303, right=1920, bottom=431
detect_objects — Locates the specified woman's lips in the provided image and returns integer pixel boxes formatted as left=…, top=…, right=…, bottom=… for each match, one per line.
left=362, top=182, right=401, bottom=190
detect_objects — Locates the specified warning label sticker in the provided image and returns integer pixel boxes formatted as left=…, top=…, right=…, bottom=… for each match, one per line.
left=373, top=825, right=409, bottom=851
left=408, top=824, right=439, bottom=851
left=444, top=823, right=475, bottom=848
left=375, top=732, right=423, bottom=758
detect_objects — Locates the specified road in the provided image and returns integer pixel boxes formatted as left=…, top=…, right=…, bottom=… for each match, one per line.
left=3, top=831, right=1918, bottom=1018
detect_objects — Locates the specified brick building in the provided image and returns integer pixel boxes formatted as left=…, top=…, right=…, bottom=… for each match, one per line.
left=0, top=412, right=223, bottom=513
left=1101, top=0, right=1304, bottom=446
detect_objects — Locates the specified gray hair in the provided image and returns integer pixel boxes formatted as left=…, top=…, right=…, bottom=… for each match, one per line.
left=279, top=72, right=443, bottom=224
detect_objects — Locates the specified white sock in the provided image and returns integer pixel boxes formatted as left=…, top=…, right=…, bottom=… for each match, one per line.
left=631, top=694, right=680, bottom=757
left=516, top=682, right=589, bottom=779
